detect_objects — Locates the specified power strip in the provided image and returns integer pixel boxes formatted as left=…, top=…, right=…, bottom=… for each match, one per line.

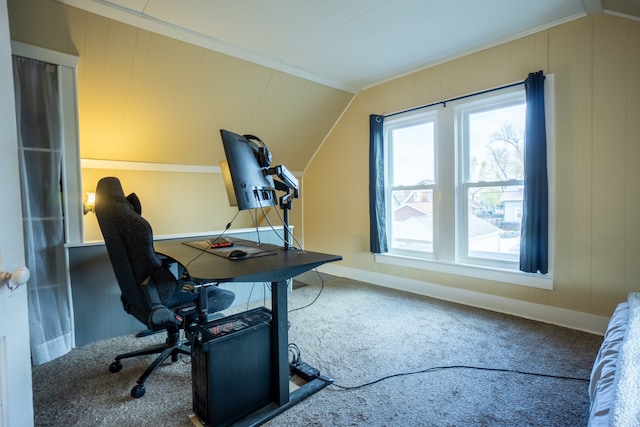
left=290, top=362, right=320, bottom=381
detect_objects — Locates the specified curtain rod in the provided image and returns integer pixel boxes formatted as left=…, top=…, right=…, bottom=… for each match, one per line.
left=384, top=79, right=525, bottom=119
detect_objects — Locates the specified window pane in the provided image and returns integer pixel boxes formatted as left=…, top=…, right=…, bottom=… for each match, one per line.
left=391, top=188, right=433, bottom=252
left=467, top=185, right=522, bottom=261
left=467, top=103, right=525, bottom=182
left=390, top=121, right=434, bottom=186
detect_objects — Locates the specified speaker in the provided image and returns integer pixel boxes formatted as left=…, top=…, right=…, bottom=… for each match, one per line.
left=191, top=308, right=272, bottom=426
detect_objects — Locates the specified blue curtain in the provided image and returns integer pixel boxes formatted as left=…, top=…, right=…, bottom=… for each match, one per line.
left=369, top=114, right=387, bottom=253
left=519, top=71, right=549, bottom=274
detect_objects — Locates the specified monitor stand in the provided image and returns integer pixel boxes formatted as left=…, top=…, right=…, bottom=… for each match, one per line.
left=267, top=164, right=298, bottom=251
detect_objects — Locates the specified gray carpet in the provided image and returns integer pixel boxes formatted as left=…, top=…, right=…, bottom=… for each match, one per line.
left=32, top=276, right=602, bottom=426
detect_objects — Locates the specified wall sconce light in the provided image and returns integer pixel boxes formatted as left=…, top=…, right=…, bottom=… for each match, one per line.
left=1, top=266, right=30, bottom=291
left=83, top=192, right=96, bottom=215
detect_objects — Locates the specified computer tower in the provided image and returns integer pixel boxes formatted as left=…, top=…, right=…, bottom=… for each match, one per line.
left=191, top=307, right=272, bottom=426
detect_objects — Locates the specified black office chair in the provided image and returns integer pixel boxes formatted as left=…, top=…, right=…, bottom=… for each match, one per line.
left=94, top=176, right=235, bottom=398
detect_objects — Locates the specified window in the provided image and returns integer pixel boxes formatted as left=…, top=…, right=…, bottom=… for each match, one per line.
left=11, top=41, right=82, bottom=243
left=385, top=112, right=436, bottom=254
left=458, top=93, right=525, bottom=267
left=377, top=79, right=553, bottom=288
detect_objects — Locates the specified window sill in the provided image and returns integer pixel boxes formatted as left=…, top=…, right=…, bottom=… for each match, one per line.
left=374, top=253, right=553, bottom=290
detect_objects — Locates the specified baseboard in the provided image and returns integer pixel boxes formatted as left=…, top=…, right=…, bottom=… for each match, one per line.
left=317, top=264, right=610, bottom=335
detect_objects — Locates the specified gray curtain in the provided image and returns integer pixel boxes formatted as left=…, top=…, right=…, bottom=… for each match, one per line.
left=369, top=114, right=387, bottom=253
left=519, top=70, right=549, bottom=274
left=13, top=55, right=72, bottom=364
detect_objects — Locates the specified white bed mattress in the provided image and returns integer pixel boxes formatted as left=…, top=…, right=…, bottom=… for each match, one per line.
left=589, top=301, right=628, bottom=426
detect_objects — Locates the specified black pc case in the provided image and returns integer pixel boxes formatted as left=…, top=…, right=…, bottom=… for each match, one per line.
left=191, top=307, right=272, bottom=426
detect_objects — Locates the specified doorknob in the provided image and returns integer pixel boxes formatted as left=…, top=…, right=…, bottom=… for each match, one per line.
left=1, top=266, right=30, bottom=291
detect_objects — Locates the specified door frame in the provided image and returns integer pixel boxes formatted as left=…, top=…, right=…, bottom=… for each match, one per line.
left=0, top=2, right=33, bottom=424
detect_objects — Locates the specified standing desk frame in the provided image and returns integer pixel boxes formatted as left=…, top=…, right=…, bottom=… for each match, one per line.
left=154, top=238, right=341, bottom=426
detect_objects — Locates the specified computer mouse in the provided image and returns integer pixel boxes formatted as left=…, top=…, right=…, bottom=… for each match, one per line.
left=228, top=249, right=248, bottom=259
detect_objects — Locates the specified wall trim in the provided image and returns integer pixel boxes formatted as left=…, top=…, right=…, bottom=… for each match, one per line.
left=81, top=158, right=304, bottom=177
left=318, top=263, right=610, bottom=335
left=604, top=9, right=640, bottom=22
left=67, top=225, right=289, bottom=247
left=11, top=40, right=79, bottom=67
left=81, top=158, right=220, bottom=174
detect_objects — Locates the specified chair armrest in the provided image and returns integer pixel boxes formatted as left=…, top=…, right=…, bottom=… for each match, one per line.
left=140, top=274, right=201, bottom=329
left=137, top=276, right=174, bottom=329
left=148, top=305, right=177, bottom=327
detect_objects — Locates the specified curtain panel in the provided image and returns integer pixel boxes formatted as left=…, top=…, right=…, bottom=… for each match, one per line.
left=519, top=70, right=549, bottom=274
left=369, top=114, right=387, bottom=253
left=13, top=56, right=73, bottom=364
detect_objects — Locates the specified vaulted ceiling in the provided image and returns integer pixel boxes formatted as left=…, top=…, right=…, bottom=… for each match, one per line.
left=60, top=0, right=640, bottom=93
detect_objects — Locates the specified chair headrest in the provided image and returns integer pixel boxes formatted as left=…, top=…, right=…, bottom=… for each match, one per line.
left=126, top=193, right=141, bottom=214
left=96, top=177, right=127, bottom=203
left=96, top=177, right=141, bottom=214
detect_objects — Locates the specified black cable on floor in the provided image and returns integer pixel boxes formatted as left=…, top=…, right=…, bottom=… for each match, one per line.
left=288, top=343, right=302, bottom=365
left=330, top=365, right=590, bottom=391
left=289, top=269, right=325, bottom=313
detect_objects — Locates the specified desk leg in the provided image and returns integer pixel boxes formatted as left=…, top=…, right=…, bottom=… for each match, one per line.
left=271, top=280, right=289, bottom=406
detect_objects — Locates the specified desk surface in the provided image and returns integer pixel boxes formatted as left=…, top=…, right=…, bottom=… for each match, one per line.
left=155, top=238, right=342, bottom=283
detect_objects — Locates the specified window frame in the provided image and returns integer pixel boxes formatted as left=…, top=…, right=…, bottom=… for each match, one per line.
left=377, top=77, right=554, bottom=290
left=456, top=90, right=526, bottom=270
left=384, top=110, right=438, bottom=258
left=11, top=41, right=82, bottom=244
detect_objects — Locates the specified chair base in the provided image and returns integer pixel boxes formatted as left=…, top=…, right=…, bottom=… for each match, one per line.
left=109, top=329, right=190, bottom=398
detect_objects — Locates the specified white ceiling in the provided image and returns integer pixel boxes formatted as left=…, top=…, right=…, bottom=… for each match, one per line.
left=60, top=0, right=639, bottom=93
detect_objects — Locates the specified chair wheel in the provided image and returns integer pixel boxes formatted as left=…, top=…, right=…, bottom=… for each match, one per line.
left=109, top=361, right=123, bottom=373
left=131, top=384, right=145, bottom=398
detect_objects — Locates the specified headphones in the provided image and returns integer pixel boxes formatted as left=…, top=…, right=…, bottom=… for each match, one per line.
left=243, top=134, right=272, bottom=168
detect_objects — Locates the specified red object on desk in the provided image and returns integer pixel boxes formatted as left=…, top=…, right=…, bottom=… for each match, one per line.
left=209, top=241, right=233, bottom=248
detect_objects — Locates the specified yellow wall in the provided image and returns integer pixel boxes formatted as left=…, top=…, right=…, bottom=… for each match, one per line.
left=8, top=0, right=351, bottom=241
left=304, top=14, right=640, bottom=317
left=81, top=168, right=237, bottom=240
left=9, top=0, right=640, bottom=318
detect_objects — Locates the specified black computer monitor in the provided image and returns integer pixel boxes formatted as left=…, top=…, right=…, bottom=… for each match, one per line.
left=220, top=129, right=277, bottom=211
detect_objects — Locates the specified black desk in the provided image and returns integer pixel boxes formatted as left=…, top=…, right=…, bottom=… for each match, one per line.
left=154, top=238, right=341, bottom=425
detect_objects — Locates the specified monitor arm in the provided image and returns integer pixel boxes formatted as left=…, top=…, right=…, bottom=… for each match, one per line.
left=267, top=165, right=298, bottom=194
left=266, top=165, right=299, bottom=249
left=266, top=164, right=299, bottom=207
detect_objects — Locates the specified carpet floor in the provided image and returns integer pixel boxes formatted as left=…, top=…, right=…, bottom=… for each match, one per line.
left=32, top=276, right=603, bottom=426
